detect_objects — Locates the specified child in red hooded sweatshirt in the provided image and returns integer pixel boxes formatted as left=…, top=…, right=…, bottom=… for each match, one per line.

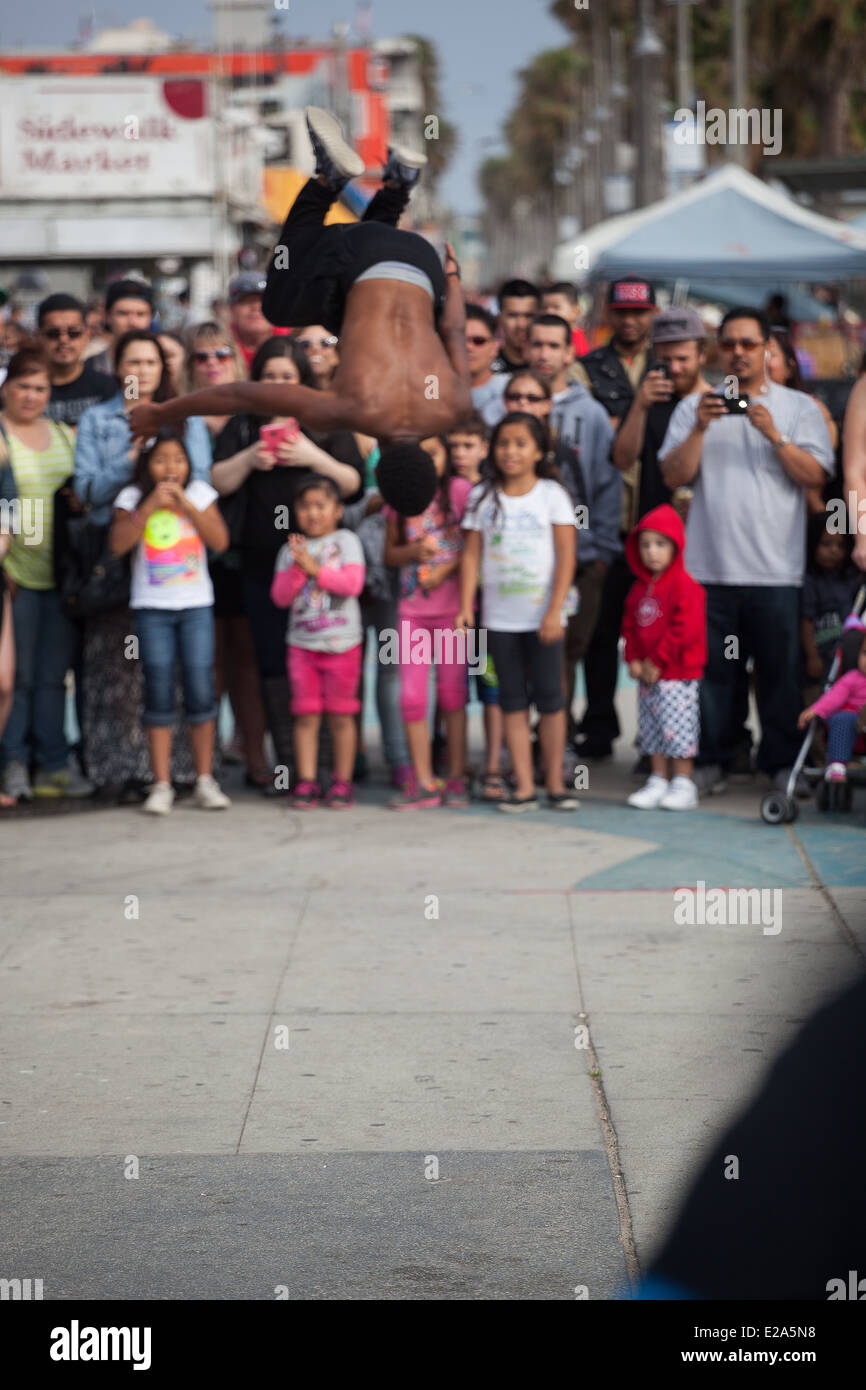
left=622, top=503, right=707, bottom=811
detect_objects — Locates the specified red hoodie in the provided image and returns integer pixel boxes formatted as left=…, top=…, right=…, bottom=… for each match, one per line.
left=622, top=504, right=707, bottom=681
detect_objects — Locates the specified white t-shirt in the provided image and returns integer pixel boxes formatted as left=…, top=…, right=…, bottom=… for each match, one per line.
left=115, top=480, right=218, bottom=610
left=462, top=477, right=575, bottom=631
left=657, top=381, right=834, bottom=586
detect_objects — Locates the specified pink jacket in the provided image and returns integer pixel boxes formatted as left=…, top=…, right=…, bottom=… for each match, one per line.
left=811, top=669, right=866, bottom=720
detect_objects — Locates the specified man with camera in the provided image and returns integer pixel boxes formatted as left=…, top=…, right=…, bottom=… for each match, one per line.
left=658, top=307, right=834, bottom=792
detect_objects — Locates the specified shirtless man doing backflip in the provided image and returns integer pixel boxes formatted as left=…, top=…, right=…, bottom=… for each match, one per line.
left=131, top=109, right=472, bottom=514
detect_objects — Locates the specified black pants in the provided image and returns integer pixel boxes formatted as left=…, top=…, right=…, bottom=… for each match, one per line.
left=700, top=584, right=801, bottom=775
left=262, top=178, right=445, bottom=334
left=578, top=551, right=634, bottom=746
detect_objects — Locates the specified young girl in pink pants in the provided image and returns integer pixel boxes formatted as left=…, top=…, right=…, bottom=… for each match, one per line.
left=384, top=436, right=472, bottom=808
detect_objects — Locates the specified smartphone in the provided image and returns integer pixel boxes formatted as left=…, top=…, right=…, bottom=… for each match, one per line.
left=260, top=419, right=300, bottom=456
left=652, top=361, right=672, bottom=379
left=721, top=392, right=750, bottom=415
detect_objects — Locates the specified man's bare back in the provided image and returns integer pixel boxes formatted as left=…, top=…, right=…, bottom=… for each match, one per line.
left=129, top=248, right=470, bottom=450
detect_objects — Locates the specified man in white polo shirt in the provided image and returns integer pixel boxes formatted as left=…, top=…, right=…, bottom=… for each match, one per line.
left=658, top=306, right=833, bottom=791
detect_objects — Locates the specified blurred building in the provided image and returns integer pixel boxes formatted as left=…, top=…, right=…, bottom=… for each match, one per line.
left=0, top=7, right=430, bottom=311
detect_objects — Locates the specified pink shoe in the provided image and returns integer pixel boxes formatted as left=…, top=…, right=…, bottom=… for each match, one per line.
left=444, top=776, right=470, bottom=807
left=825, top=761, right=847, bottom=783
left=387, top=778, right=443, bottom=809
left=291, top=780, right=321, bottom=808
left=325, top=778, right=354, bottom=808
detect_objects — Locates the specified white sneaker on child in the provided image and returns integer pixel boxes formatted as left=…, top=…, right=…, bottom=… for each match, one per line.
left=659, top=775, right=699, bottom=811
left=192, top=774, right=231, bottom=810
left=627, top=774, right=669, bottom=809
left=143, top=781, right=174, bottom=816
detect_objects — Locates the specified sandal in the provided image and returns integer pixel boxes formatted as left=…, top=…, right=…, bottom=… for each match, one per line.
left=480, top=772, right=507, bottom=801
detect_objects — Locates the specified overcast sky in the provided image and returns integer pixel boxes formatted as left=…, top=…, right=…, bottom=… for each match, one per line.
left=1, top=0, right=568, bottom=214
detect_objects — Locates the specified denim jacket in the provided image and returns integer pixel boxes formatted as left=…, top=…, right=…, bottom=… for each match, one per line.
left=73, top=393, right=212, bottom=524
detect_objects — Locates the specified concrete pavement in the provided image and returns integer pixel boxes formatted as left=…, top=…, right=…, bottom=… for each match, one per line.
left=1, top=697, right=864, bottom=1299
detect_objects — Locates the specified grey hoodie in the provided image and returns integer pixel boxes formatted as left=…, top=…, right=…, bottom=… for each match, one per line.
left=551, top=381, right=621, bottom=565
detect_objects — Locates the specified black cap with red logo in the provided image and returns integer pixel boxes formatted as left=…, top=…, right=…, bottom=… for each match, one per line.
left=607, top=276, right=656, bottom=308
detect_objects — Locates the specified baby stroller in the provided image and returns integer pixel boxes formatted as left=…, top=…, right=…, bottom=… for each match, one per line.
left=761, top=585, right=866, bottom=824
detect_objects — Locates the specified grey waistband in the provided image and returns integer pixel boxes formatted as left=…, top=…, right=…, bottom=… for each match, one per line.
left=355, top=260, right=435, bottom=300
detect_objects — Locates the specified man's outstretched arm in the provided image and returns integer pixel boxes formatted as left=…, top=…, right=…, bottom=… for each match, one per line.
left=129, top=381, right=347, bottom=437
left=438, top=244, right=472, bottom=414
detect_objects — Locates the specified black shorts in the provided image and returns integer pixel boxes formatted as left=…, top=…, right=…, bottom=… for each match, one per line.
left=263, top=178, right=446, bottom=335
left=486, top=629, right=565, bottom=715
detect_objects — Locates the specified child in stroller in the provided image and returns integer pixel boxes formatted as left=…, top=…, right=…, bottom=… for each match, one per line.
left=798, top=616, right=866, bottom=811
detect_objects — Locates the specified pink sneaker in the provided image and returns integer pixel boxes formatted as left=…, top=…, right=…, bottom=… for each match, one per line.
left=325, top=778, right=354, bottom=808
left=825, top=761, right=847, bottom=783
left=291, top=780, right=321, bottom=808
left=387, top=778, right=443, bottom=809
left=444, top=776, right=470, bottom=807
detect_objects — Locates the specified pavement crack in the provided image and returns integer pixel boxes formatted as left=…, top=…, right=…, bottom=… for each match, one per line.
left=234, top=890, right=310, bottom=1155
left=784, top=824, right=865, bottom=960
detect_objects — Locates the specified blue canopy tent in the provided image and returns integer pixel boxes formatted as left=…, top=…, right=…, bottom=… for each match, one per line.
left=551, top=164, right=866, bottom=283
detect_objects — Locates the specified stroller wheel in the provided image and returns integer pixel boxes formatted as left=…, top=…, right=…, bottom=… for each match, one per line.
left=840, top=780, right=853, bottom=813
left=761, top=791, right=791, bottom=825
left=817, top=779, right=830, bottom=812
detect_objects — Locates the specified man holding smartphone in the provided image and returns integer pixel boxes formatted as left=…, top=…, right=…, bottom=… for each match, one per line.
left=658, top=307, right=834, bottom=793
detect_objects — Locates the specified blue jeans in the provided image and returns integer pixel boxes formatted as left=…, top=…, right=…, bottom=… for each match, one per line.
left=826, top=710, right=860, bottom=765
left=1, top=585, right=74, bottom=772
left=362, top=595, right=409, bottom=769
left=700, top=584, right=801, bottom=775
left=135, top=606, right=216, bottom=728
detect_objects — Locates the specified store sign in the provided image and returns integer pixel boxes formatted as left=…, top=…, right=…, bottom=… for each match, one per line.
left=0, top=76, right=213, bottom=197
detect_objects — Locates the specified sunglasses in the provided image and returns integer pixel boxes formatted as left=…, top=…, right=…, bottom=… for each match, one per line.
left=719, top=337, right=765, bottom=351
left=466, top=334, right=492, bottom=347
left=506, top=392, right=546, bottom=404
left=42, top=326, right=84, bottom=341
left=297, top=336, right=338, bottom=350
left=193, top=348, right=233, bottom=363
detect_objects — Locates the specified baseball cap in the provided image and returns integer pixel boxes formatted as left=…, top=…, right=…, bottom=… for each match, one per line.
left=651, top=307, right=706, bottom=343
left=228, top=272, right=267, bottom=303
left=105, top=278, right=154, bottom=312
left=608, top=276, right=655, bottom=308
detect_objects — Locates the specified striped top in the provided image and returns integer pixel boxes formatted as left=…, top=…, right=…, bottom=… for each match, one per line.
left=2, top=419, right=74, bottom=589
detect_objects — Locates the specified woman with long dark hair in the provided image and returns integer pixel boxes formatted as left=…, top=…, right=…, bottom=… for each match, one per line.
left=73, top=330, right=212, bottom=796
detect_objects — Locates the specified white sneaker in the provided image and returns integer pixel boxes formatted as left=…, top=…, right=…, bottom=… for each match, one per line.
left=824, top=761, right=847, bottom=783
left=627, top=774, right=669, bottom=809
left=659, top=775, right=699, bottom=811
left=142, top=781, right=174, bottom=816
left=192, top=774, right=231, bottom=810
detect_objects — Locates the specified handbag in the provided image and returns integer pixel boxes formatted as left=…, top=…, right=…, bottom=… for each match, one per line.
left=58, top=509, right=130, bottom=619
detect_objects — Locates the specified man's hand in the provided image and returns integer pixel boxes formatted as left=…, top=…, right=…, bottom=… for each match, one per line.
left=538, top=609, right=563, bottom=645
left=696, top=391, right=726, bottom=432
left=641, top=659, right=661, bottom=685
left=746, top=401, right=779, bottom=443
left=806, top=653, right=825, bottom=681
left=128, top=402, right=162, bottom=439
left=636, top=369, right=673, bottom=410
